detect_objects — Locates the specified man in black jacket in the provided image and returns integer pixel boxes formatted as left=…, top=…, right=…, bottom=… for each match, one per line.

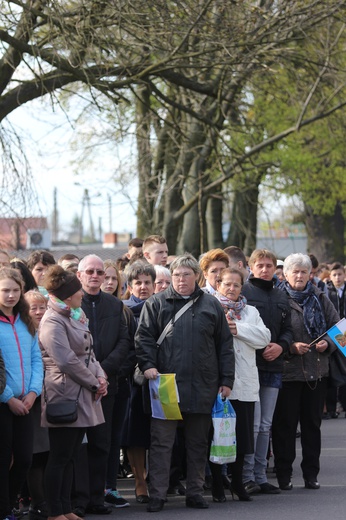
left=72, top=255, right=130, bottom=515
left=242, top=249, right=293, bottom=494
left=136, top=254, right=234, bottom=512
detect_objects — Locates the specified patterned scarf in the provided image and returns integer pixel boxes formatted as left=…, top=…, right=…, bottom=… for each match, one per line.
left=49, top=295, right=89, bottom=325
left=282, top=281, right=326, bottom=339
left=214, top=291, right=247, bottom=320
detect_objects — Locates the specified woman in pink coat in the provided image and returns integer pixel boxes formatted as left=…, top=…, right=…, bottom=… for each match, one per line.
left=39, top=266, right=108, bottom=520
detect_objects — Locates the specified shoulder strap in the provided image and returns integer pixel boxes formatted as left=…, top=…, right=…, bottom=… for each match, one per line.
left=156, top=296, right=199, bottom=347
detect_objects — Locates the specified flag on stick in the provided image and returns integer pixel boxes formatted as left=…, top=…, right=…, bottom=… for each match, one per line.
left=326, top=318, right=346, bottom=357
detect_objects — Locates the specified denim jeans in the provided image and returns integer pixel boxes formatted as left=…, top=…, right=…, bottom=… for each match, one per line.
left=243, top=386, right=279, bottom=485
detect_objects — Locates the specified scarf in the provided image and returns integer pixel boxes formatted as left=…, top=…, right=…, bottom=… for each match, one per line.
left=49, top=295, right=88, bottom=325
left=282, top=281, right=326, bottom=339
left=214, top=291, right=247, bottom=320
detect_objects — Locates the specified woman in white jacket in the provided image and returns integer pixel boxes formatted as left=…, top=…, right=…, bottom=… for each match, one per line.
left=212, top=267, right=271, bottom=502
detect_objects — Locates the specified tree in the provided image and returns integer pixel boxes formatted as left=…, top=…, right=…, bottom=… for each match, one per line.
left=1, top=1, right=346, bottom=254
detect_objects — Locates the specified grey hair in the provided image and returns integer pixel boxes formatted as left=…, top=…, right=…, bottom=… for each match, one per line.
left=154, top=265, right=171, bottom=280
left=283, top=253, right=312, bottom=276
left=125, top=260, right=156, bottom=286
left=170, top=254, right=201, bottom=275
left=78, top=255, right=104, bottom=272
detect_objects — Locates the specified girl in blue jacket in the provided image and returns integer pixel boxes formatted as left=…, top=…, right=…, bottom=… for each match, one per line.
left=0, top=267, right=43, bottom=520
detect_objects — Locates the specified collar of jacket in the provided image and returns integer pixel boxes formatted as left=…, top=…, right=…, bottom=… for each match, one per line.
left=248, top=276, right=274, bottom=292
left=164, top=283, right=204, bottom=301
left=82, top=290, right=101, bottom=304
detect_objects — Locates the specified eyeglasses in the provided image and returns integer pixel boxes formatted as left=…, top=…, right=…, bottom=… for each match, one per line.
left=83, top=269, right=105, bottom=276
left=172, top=272, right=194, bottom=279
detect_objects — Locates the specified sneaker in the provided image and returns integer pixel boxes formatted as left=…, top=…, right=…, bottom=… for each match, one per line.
left=104, top=490, right=130, bottom=508
left=244, top=480, right=260, bottom=494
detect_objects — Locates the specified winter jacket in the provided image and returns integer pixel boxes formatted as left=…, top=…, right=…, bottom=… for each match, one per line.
left=327, top=281, right=346, bottom=318
left=0, top=350, right=5, bottom=395
left=39, top=299, right=105, bottom=428
left=81, top=290, right=130, bottom=395
left=241, top=277, right=293, bottom=373
left=281, top=285, right=339, bottom=382
left=229, top=305, right=271, bottom=402
left=0, top=314, right=43, bottom=403
left=135, top=284, right=235, bottom=414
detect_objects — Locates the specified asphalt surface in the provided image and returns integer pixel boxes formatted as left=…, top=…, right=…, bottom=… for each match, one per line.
left=103, top=417, right=346, bottom=520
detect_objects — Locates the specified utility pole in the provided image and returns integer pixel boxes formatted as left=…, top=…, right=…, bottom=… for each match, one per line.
left=52, top=187, right=59, bottom=242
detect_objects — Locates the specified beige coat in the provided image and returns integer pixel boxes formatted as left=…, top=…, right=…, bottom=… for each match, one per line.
left=39, top=300, right=105, bottom=428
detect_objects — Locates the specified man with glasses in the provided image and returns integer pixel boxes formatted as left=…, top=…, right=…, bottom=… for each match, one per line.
left=135, top=254, right=234, bottom=512
left=72, top=255, right=130, bottom=516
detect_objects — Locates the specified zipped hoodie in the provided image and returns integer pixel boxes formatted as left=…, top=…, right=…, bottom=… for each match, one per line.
left=0, top=313, right=43, bottom=403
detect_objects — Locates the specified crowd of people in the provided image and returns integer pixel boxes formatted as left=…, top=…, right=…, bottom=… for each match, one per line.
left=0, top=237, right=345, bottom=519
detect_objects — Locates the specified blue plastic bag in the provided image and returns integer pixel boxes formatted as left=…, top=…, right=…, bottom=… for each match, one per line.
left=209, top=394, right=237, bottom=464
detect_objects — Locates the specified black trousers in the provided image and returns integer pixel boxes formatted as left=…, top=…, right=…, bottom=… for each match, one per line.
left=45, top=427, right=85, bottom=516
left=72, top=394, right=114, bottom=507
left=272, top=378, right=327, bottom=482
left=149, top=413, right=211, bottom=499
left=0, top=404, right=33, bottom=517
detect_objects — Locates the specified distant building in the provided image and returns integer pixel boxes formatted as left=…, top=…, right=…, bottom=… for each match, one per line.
left=0, top=217, right=50, bottom=250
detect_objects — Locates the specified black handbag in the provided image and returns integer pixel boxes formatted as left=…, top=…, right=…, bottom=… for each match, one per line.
left=46, top=400, right=79, bottom=424
left=44, top=347, right=92, bottom=424
left=328, top=348, right=346, bottom=388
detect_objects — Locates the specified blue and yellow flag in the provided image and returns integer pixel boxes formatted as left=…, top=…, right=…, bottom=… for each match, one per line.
left=149, top=374, right=183, bottom=420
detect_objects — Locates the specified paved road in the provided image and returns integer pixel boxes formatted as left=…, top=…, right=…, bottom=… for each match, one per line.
left=104, top=417, right=346, bottom=520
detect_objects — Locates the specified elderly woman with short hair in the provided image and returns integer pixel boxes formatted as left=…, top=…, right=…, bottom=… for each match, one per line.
left=272, top=253, right=339, bottom=491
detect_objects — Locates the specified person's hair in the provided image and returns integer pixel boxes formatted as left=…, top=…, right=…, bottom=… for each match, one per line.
left=143, top=234, right=167, bottom=252
left=128, top=251, right=145, bottom=263
left=116, top=256, right=129, bottom=271
left=58, top=253, right=79, bottom=265
left=103, top=260, right=122, bottom=298
left=283, top=253, right=312, bottom=276
left=217, top=267, right=244, bottom=286
left=154, top=265, right=171, bottom=280
left=128, top=237, right=144, bottom=248
left=0, top=268, right=35, bottom=335
left=125, top=261, right=156, bottom=286
left=248, top=249, right=277, bottom=269
left=26, top=250, right=56, bottom=271
left=308, top=253, right=319, bottom=269
left=25, top=289, right=48, bottom=306
left=44, top=265, right=82, bottom=300
left=330, top=262, right=345, bottom=273
left=10, top=260, right=38, bottom=292
left=78, top=254, right=103, bottom=272
left=223, top=246, right=247, bottom=268
left=199, top=248, right=229, bottom=273
left=170, top=254, right=201, bottom=275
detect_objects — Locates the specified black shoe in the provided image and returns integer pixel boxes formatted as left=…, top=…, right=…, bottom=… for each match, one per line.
left=147, top=498, right=165, bottom=513
left=244, top=480, right=261, bottom=494
left=330, top=412, right=339, bottom=419
left=85, top=505, right=112, bottom=515
left=230, top=484, right=252, bottom=501
left=186, top=495, right=209, bottom=509
left=278, top=480, right=293, bottom=491
left=304, top=479, right=320, bottom=490
left=322, top=412, right=331, bottom=420
left=212, top=494, right=226, bottom=503
left=259, top=482, right=281, bottom=494
left=135, top=494, right=149, bottom=504
left=72, top=507, right=85, bottom=518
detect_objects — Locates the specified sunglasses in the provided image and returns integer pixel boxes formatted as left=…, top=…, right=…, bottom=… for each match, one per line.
left=83, top=269, right=105, bottom=276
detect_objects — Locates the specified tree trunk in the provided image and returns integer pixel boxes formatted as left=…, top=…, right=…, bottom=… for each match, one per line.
left=305, top=202, right=345, bottom=263
left=226, top=183, right=259, bottom=255
left=206, top=189, right=224, bottom=250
